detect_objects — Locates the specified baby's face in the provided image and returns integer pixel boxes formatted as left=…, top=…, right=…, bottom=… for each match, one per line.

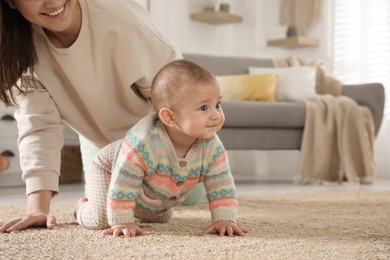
left=173, top=81, right=225, bottom=140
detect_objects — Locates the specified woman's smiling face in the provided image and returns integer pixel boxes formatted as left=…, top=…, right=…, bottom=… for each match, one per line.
left=8, top=0, right=78, bottom=34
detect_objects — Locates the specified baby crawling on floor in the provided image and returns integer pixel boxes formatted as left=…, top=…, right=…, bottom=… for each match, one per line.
left=75, top=60, right=248, bottom=237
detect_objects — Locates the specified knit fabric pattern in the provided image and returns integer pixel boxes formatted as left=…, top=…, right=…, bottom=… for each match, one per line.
left=107, top=113, right=237, bottom=226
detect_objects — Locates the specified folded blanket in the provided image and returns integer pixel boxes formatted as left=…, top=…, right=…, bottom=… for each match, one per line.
left=298, top=95, right=375, bottom=184
left=273, top=56, right=376, bottom=184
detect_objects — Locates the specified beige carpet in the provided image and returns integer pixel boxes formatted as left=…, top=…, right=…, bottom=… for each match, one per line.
left=0, top=191, right=389, bottom=260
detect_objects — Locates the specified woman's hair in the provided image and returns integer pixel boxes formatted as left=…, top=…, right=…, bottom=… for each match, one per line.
left=151, top=59, right=217, bottom=113
left=0, top=1, right=37, bottom=106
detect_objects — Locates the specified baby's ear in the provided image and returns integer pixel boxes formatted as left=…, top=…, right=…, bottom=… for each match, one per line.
left=158, top=107, right=175, bottom=126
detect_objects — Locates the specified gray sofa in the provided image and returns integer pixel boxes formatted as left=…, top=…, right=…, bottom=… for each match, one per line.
left=184, top=53, right=385, bottom=150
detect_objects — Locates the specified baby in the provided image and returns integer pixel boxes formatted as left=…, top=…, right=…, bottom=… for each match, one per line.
left=76, top=59, right=248, bottom=237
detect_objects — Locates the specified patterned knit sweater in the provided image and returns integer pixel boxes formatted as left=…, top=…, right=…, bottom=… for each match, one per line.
left=107, top=113, right=237, bottom=226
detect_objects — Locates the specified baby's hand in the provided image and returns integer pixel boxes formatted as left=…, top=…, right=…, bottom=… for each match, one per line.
left=203, top=220, right=249, bottom=237
left=101, top=223, right=145, bottom=238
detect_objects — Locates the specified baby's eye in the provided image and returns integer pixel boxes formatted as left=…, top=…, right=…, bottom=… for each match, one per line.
left=200, top=105, right=208, bottom=111
left=216, top=102, right=222, bottom=109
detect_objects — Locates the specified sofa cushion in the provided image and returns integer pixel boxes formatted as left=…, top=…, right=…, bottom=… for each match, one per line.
left=249, top=66, right=316, bottom=102
left=217, top=74, right=277, bottom=102
left=222, top=101, right=305, bottom=128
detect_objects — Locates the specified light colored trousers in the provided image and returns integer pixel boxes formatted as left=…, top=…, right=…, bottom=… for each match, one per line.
left=76, top=136, right=206, bottom=229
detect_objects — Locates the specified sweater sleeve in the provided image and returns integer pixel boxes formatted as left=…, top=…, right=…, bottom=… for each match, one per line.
left=13, top=81, right=64, bottom=196
left=203, top=136, right=238, bottom=223
left=106, top=136, right=148, bottom=226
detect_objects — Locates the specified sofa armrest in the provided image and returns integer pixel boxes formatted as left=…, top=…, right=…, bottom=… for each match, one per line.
left=342, top=83, right=385, bottom=135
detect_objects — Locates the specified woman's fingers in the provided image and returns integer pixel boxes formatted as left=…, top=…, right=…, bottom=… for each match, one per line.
left=2, top=218, right=35, bottom=233
left=0, top=213, right=57, bottom=233
left=0, top=218, right=21, bottom=233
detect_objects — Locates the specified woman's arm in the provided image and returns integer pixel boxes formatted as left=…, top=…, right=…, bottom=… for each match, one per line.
left=27, top=190, right=53, bottom=214
left=0, top=79, right=64, bottom=233
left=14, top=85, right=64, bottom=196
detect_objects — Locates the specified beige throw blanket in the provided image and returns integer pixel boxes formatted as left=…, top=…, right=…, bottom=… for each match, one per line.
left=273, top=57, right=376, bottom=184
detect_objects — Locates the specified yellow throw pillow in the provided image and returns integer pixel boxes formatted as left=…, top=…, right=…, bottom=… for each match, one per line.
left=217, top=74, right=277, bottom=102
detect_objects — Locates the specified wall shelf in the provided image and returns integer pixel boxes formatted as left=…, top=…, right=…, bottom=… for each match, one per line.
left=267, top=37, right=319, bottom=49
left=190, top=11, right=242, bottom=25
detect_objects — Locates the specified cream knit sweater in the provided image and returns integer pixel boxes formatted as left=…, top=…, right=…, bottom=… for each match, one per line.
left=107, top=114, right=237, bottom=225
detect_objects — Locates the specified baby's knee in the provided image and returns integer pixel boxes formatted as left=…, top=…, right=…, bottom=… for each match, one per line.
left=77, top=216, right=109, bottom=230
left=76, top=203, right=109, bottom=230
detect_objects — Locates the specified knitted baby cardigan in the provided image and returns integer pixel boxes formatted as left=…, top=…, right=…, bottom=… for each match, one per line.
left=107, top=113, right=237, bottom=225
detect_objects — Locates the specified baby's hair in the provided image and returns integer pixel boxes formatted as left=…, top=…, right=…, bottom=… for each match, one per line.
left=151, top=59, right=217, bottom=113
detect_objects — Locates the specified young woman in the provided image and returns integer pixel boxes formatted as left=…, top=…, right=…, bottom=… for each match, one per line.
left=0, top=0, right=205, bottom=233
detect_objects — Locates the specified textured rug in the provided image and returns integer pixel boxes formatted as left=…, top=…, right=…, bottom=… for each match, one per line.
left=0, top=191, right=389, bottom=260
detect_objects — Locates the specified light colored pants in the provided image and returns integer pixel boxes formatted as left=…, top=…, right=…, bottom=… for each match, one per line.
left=77, top=135, right=206, bottom=228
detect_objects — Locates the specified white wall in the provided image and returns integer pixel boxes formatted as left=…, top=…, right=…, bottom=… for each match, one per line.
left=146, top=0, right=332, bottom=66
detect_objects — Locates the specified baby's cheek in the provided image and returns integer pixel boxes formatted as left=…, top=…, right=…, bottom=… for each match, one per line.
left=220, top=116, right=225, bottom=126
left=220, top=112, right=225, bottom=122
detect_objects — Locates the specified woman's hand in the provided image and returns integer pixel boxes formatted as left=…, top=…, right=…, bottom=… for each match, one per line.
left=101, top=223, right=145, bottom=238
left=203, top=220, right=249, bottom=237
left=0, top=190, right=56, bottom=233
left=0, top=212, right=56, bottom=233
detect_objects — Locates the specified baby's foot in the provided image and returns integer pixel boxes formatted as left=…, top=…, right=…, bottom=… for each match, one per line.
left=74, top=197, right=88, bottom=219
